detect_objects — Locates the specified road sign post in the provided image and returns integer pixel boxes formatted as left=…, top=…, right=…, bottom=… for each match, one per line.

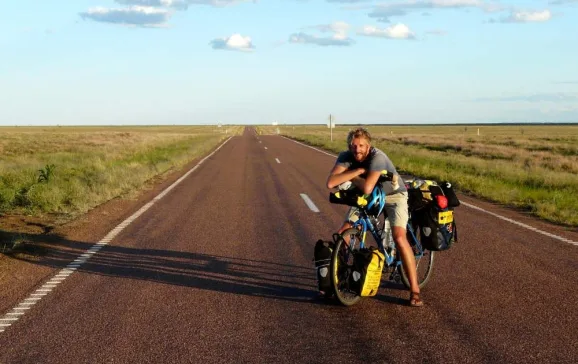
left=329, top=114, right=334, bottom=141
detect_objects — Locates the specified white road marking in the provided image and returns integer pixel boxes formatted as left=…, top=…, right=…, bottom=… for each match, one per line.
left=460, top=201, right=578, bottom=245
left=282, top=136, right=337, bottom=158
left=300, top=194, right=320, bottom=213
left=282, top=135, right=577, bottom=247
left=276, top=158, right=281, bottom=164
left=0, top=136, right=233, bottom=336
left=264, top=147, right=268, bottom=150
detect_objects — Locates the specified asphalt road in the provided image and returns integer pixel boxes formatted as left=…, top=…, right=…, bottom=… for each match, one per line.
left=1, top=127, right=577, bottom=364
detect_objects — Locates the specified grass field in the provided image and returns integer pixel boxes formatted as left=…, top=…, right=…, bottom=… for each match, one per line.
left=257, top=124, right=578, bottom=228
left=0, top=125, right=241, bottom=223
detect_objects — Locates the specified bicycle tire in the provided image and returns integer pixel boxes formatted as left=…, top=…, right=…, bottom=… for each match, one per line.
left=330, top=228, right=363, bottom=307
left=400, top=227, right=435, bottom=289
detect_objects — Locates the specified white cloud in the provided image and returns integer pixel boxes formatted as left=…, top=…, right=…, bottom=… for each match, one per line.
left=189, top=0, right=253, bottom=5
left=115, top=0, right=189, bottom=10
left=549, top=0, right=578, bottom=4
left=326, top=0, right=374, bottom=3
left=80, top=0, right=252, bottom=28
left=312, top=21, right=351, bottom=35
left=210, top=34, right=255, bottom=52
left=79, top=6, right=172, bottom=27
left=357, top=23, right=416, bottom=39
left=471, top=93, right=578, bottom=102
left=489, top=9, right=553, bottom=23
left=115, top=0, right=250, bottom=8
left=368, top=0, right=504, bottom=22
left=288, top=32, right=354, bottom=46
left=290, top=21, right=355, bottom=46
left=508, top=9, right=552, bottom=22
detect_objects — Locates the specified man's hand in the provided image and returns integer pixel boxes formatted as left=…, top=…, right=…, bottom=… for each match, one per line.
left=353, top=170, right=382, bottom=195
left=327, top=166, right=366, bottom=189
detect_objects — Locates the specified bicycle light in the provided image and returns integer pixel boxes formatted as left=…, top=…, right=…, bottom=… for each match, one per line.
left=435, top=195, right=448, bottom=209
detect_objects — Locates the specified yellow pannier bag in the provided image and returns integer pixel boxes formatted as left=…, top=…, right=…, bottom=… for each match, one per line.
left=351, top=247, right=385, bottom=297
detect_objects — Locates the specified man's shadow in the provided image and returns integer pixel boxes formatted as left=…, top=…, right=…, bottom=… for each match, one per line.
left=0, top=229, right=324, bottom=304
left=1, top=228, right=411, bottom=307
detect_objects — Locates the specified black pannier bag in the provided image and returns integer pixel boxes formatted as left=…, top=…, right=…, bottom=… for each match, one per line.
left=407, top=179, right=445, bottom=212
left=413, top=205, right=458, bottom=251
left=407, top=179, right=459, bottom=251
left=439, top=181, right=460, bottom=208
left=329, top=188, right=363, bottom=208
left=407, top=188, right=428, bottom=212
left=314, top=239, right=335, bottom=294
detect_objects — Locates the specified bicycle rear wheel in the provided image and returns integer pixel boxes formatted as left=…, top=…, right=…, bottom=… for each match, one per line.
left=400, top=227, right=434, bottom=289
left=331, top=228, right=363, bottom=306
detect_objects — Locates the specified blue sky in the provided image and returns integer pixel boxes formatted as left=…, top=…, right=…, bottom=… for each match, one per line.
left=1, top=0, right=577, bottom=125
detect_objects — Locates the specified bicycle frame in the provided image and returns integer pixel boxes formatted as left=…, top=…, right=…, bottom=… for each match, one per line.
left=347, top=208, right=425, bottom=269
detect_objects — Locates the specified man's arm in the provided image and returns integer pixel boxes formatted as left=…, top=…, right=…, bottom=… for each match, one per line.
left=353, top=170, right=381, bottom=195
left=326, top=164, right=366, bottom=189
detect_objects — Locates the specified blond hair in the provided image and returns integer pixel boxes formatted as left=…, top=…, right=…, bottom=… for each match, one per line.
left=347, top=127, right=372, bottom=146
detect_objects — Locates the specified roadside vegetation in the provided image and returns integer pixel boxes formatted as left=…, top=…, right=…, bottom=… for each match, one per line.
left=0, top=125, right=241, bottom=223
left=257, top=124, right=578, bottom=228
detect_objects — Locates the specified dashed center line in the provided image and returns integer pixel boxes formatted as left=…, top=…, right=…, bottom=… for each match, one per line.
left=300, top=194, right=320, bottom=213
left=276, top=158, right=281, bottom=164
left=0, top=136, right=233, bottom=335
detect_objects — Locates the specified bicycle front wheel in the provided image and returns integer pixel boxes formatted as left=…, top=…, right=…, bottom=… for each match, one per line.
left=331, top=228, right=363, bottom=307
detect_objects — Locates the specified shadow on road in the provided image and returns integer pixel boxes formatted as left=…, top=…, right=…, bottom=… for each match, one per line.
left=0, top=229, right=327, bottom=304
left=1, top=229, right=410, bottom=307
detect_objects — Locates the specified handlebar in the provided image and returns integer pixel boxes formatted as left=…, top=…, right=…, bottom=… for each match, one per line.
left=378, top=170, right=394, bottom=183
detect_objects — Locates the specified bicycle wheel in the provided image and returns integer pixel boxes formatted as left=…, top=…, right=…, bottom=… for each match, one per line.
left=330, top=228, right=363, bottom=306
left=400, top=228, right=435, bottom=289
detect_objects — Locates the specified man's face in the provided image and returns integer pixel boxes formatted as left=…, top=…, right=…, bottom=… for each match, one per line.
left=349, top=137, right=370, bottom=162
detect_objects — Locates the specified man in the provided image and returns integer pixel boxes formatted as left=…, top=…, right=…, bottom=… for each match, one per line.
left=326, top=127, right=423, bottom=307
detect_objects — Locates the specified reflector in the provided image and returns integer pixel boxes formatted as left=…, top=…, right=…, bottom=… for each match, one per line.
left=436, top=195, right=448, bottom=209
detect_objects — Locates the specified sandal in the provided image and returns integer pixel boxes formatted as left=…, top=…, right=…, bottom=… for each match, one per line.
left=409, top=292, right=424, bottom=307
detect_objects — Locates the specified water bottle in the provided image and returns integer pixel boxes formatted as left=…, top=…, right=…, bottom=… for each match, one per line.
left=381, top=219, right=395, bottom=254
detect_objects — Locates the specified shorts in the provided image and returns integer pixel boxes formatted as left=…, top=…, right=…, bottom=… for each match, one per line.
left=344, top=191, right=409, bottom=228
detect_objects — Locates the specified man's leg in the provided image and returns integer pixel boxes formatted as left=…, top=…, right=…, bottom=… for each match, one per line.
left=386, top=192, right=424, bottom=307
left=392, top=226, right=422, bottom=306
left=338, top=207, right=359, bottom=244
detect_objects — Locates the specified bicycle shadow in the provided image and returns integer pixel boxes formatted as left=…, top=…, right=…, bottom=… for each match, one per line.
left=0, top=229, right=325, bottom=305
left=377, top=280, right=413, bottom=306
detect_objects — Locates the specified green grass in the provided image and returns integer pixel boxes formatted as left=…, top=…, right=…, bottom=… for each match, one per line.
left=0, top=125, right=242, bottom=221
left=257, top=124, right=578, bottom=227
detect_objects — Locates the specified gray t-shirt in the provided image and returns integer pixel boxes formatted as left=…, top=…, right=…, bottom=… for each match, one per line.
left=335, top=147, right=407, bottom=195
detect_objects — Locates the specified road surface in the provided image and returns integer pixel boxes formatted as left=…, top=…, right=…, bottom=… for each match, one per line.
left=1, top=127, right=577, bottom=363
